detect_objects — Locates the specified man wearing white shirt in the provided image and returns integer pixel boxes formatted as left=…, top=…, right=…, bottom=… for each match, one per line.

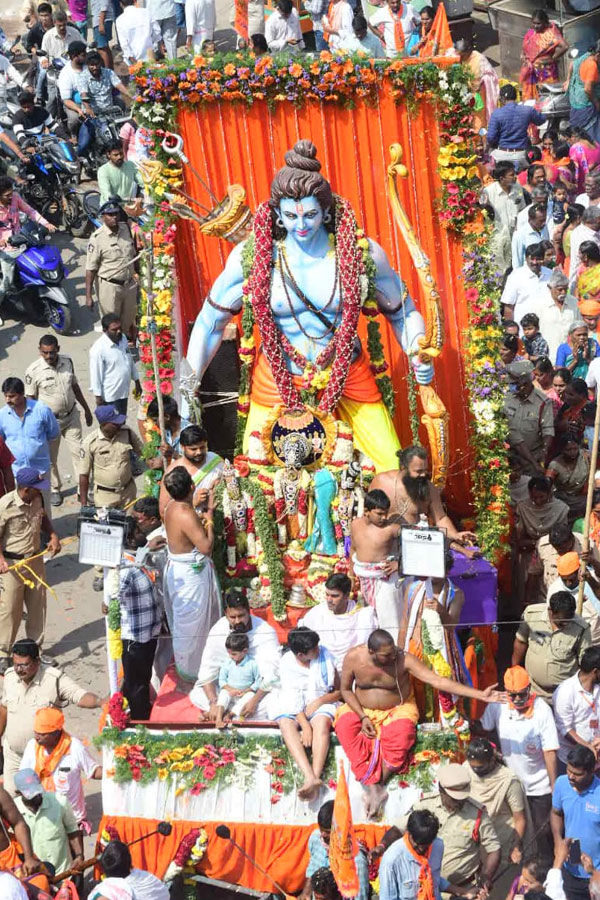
left=575, top=172, right=600, bottom=211
left=569, top=206, right=600, bottom=286
left=321, top=0, right=353, bottom=50
left=340, top=14, right=385, bottom=57
left=534, top=269, right=579, bottom=363
left=185, top=0, right=217, bottom=54
left=265, top=0, right=304, bottom=52
left=512, top=205, right=549, bottom=270
left=501, top=244, right=551, bottom=329
left=516, top=187, right=554, bottom=233
left=89, top=314, right=141, bottom=415
left=480, top=664, right=559, bottom=867
left=116, top=0, right=155, bottom=64
left=41, top=12, right=80, bottom=59
left=147, top=0, right=178, bottom=59
left=0, top=51, right=23, bottom=118
left=190, top=591, right=281, bottom=721
left=301, top=573, right=377, bottom=672
left=369, top=0, right=419, bottom=59
left=553, top=647, right=600, bottom=770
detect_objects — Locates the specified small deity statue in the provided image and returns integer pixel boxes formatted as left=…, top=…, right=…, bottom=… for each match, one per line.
left=185, top=139, right=433, bottom=473
left=221, top=459, right=256, bottom=571
left=273, top=433, right=312, bottom=547
left=337, top=460, right=365, bottom=555
left=305, top=468, right=337, bottom=557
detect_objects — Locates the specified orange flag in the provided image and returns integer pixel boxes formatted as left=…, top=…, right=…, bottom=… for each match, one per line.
left=329, top=764, right=360, bottom=899
left=423, top=4, right=453, bottom=57
left=234, top=0, right=248, bottom=41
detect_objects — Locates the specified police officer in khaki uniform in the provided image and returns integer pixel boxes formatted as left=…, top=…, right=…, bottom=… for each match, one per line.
left=79, top=404, right=143, bottom=590
left=370, top=765, right=501, bottom=891
left=504, top=360, right=554, bottom=476
left=0, top=469, right=61, bottom=675
left=0, top=638, right=103, bottom=795
left=84, top=198, right=138, bottom=341
left=513, top=590, right=591, bottom=701
left=25, top=334, right=94, bottom=508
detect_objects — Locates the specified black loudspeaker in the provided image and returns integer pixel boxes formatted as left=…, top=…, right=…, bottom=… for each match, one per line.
left=198, top=333, right=240, bottom=460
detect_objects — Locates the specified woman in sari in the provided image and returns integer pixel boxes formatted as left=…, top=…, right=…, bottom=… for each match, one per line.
left=455, top=38, right=499, bottom=125
left=547, top=435, right=589, bottom=523
left=514, top=475, right=569, bottom=607
left=551, top=377, right=590, bottom=455
left=568, top=127, right=600, bottom=194
left=520, top=9, right=568, bottom=101
left=575, top=242, right=600, bottom=302
left=466, top=738, right=529, bottom=868
left=561, top=203, right=585, bottom=269
left=556, top=321, right=600, bottom=378
left=534, top=357, right=562, bottom=414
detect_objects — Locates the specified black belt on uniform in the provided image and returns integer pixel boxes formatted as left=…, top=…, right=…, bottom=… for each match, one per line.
left=56, top=404, right=76, bottom=421
left=3, top=551, right=26, bottom=560
left=100, top=276, right=132, bottom=286
left=95, top=479, right=134, bottom=493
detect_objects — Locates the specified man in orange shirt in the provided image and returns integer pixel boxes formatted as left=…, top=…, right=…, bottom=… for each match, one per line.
left=569, top=39, right=600, bottom=142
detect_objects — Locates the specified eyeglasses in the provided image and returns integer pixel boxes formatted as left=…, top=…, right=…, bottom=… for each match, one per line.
left=508, top=689, right=530, bottom=700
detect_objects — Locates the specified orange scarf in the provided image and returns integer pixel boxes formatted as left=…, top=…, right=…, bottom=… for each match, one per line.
left=323, top=0, right=335, bottom=43
left=403, top=833, right=436, bottom=900
left=35, top=731, right=72, bottom=791
left=393, top=11, right=405, bottom=52
left=508, top=692, right=537, bottom=719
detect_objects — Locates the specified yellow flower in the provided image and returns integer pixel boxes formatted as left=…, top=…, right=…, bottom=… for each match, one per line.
left=158, top=768, right=169, bottom=780
left=357, top=238, right=369, bottom=250
left=155, top=315, right=171, bottom=328
left=467, top=165, right=479, bottom=179
left=453, top=166, right=467, bottom=179
left=240, top=336, right=255, bottom=350
left=139, top=316, right=148, bottom=329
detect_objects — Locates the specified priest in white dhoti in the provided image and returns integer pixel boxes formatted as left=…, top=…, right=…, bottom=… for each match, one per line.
left=190, top=591, right=281, bottom=720
left=301, top=573, right=377, bottom=672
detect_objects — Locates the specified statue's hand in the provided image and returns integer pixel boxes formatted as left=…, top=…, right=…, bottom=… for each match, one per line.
left=412, top=354, right=434, bottom=385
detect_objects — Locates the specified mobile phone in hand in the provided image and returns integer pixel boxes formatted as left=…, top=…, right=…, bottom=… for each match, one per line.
left=569, top=839, right=582, bottom=867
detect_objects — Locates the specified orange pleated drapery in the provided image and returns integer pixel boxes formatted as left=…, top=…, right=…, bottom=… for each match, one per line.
left=96, top=815, right=386, bottom=893
left=174, top=77, right=473, bottom=511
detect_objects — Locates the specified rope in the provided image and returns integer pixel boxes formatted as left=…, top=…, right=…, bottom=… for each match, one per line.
left=5, top=536, right=79, bottom=604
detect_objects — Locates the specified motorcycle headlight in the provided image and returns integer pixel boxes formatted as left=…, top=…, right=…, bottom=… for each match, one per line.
left=38, top=267, right=61, bottom=282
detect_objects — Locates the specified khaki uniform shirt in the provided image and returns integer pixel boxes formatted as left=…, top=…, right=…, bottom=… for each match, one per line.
left=24, top=355, right=78, bottom=420
left=504, top=388, right=555, bottom=457
left=86, top=222, right=136, bottom=284
left=0, top=490, right=44, bottom=556
left=79, top=426, right=143, bottom=495
left=411, top=794, right=500, bottom=884
left=1, top=664, right=87, bottom=753
left=529, top=534, right=600, bottom=592
left=516, top=602, right=591, bottom=700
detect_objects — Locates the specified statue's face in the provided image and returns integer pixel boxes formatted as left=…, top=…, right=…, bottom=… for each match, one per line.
left=278, top=196, right=324, bottom=245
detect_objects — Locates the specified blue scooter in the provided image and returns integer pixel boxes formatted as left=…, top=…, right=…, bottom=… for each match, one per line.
left=2, top=223, right=74, bottom=334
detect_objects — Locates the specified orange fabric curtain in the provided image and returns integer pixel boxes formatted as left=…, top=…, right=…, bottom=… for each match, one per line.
left=174, top=80, right=472, bottom=512
left=97, top=815, right=386, bottom=894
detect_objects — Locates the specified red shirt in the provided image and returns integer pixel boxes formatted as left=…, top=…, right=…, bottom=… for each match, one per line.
left=0, top=437, right=15, bottom=498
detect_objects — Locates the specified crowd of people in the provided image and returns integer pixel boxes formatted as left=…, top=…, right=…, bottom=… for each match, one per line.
left=4, top=3, right=600, bottom=900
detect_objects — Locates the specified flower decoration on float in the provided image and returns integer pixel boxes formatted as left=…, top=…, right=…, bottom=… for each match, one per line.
left=164, top=827, right=209, bottom=895
left=462, top=212, right=511, bottom=561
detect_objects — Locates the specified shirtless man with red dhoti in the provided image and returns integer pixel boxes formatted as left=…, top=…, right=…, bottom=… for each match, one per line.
left=336, top=630, right=504, bottom=817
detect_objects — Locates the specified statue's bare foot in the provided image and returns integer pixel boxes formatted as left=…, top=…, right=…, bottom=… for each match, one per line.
left=298, top=776, right=323, bottom=801
left=364, top=783, right=388, bottom=819
left=215, top=719, right=225, bottom=729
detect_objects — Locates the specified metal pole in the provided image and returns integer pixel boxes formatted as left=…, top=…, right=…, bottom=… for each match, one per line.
left=578, top=395, right=600, bottom=614
left=145, top=231, right=167, bottom=454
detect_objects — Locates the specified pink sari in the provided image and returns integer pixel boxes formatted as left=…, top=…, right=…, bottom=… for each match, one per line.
left=520, top=24, right=564, bottom=100
left=570, top=142, right=600, bottom=193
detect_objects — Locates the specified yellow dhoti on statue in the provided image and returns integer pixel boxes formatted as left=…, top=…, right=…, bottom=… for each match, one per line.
left=243, top=351, right=401, bottom=473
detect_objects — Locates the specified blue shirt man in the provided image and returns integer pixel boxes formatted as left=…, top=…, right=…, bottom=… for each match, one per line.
left=303, top=800, right=370, bottom=900
left=0, top=378, right=59, bottom=478
left=552, top=746, right=600, bottom=890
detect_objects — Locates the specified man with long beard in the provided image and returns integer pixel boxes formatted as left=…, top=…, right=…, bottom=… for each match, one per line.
left=370, top=446, right=478, bottom=558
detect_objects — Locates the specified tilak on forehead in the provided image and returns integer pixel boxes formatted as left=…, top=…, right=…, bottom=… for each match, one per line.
left=295, top=202, right=305, bottom=215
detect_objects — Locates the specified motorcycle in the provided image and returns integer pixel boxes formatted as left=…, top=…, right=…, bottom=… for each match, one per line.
left=18, top=136, right=86, bottom=236
left=80, top=105, right=132, bottom=178
left=536, top=82, right=570, bottom=132
left=0, top=223, right=75, bottom=334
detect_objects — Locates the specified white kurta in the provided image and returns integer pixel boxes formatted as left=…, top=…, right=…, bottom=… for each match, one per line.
left=190, top=614, right=281, bottom=717
left=301, top=601, right=377, bottom=672
left=186, top=0, right=217, bottom=49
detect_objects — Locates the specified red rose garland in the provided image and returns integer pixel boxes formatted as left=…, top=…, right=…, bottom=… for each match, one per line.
left=245, top=197, right=365, bottom=415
